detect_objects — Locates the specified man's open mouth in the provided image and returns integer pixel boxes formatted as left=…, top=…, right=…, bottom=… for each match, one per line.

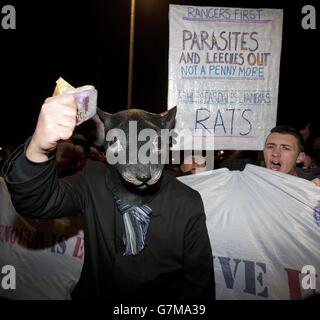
left=270, top=160, right=281, bottom=171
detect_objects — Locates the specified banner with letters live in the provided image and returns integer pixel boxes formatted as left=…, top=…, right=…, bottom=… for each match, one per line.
left=168, top=5, right=283, bottom=150
left=180, top=165, right=320, bottom=300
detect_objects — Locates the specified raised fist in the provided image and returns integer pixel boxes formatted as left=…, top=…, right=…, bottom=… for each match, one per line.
left=26, top=94, right=77, bottom=162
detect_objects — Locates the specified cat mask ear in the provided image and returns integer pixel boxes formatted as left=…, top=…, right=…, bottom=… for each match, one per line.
left=161, top=106, right=177, bottom=129
left=97, top=107, right=112, bottom=130
left=91, top=107, right=112, bottom=146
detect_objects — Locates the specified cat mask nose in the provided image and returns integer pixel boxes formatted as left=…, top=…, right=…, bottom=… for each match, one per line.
left=137, top=174, right=151, bottom=183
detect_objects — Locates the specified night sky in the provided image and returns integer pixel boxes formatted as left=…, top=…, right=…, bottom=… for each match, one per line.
left=1, top=0, right=319, bottom=147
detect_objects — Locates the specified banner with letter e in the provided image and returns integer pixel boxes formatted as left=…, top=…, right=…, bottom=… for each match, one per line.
left=168, top=5, right=283, bottom=150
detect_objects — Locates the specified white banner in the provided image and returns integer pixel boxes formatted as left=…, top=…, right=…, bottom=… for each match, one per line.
left=180, top=165, right=320, bottom=300
left=0, top=177, right=83, bottom=300
left=168, top=5, right=283, bottom=150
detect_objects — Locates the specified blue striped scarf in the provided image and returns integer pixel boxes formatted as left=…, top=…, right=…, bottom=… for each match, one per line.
left=116, top=199, right=152, bottom=256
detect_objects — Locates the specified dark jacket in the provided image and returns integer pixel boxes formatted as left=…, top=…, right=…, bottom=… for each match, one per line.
left=295, top=166, right=320, bottom=181
left=2, top=142, right=215, bottom=302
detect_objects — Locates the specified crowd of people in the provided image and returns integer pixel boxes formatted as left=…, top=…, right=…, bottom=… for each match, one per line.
left=2, top=124, right=320, bottom=183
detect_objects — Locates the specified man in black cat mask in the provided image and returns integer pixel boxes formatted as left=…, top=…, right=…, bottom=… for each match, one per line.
left=2, top=93, right=214, bottom=301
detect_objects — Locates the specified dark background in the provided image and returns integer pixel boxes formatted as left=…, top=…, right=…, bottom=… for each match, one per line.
left=1, top=0, right=319, bottom=147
